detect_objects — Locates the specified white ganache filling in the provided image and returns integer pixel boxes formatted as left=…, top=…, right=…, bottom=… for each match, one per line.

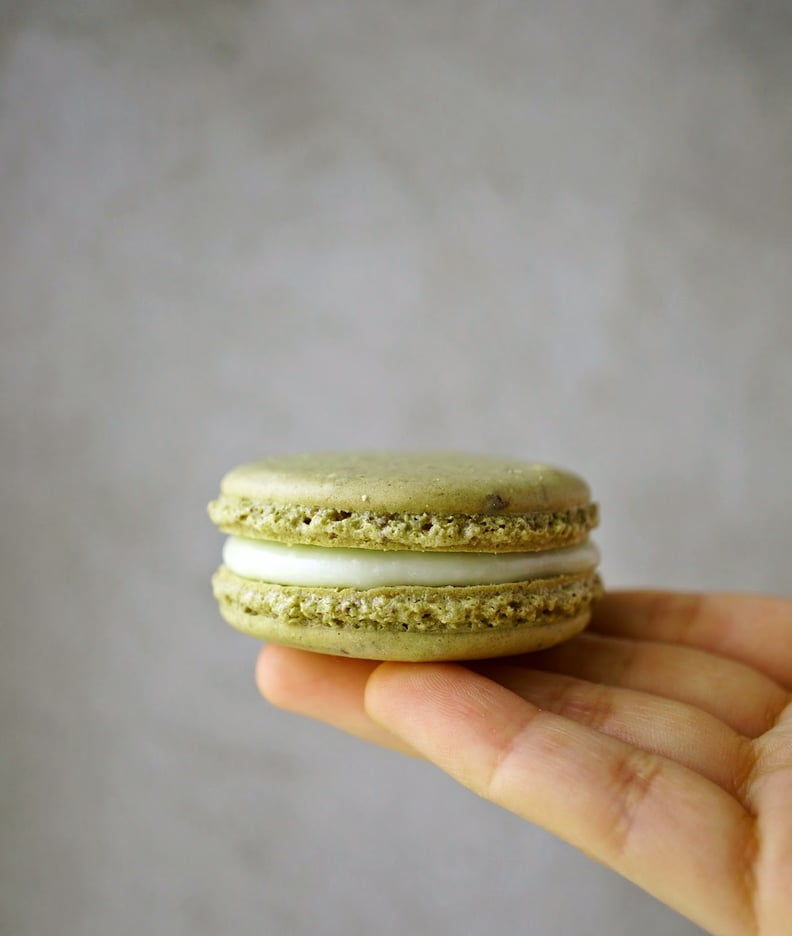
left=223, top=536, right=599, bottom=588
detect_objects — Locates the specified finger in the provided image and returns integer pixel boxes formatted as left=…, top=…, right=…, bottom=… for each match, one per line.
left=525, top=633, right=789, bottom=738
left=255, top=646, right=418, bottom=756
left=590, top=591, right=792, bottom=690
left=366, top=663, right=756, bottom=936
left=474, top=665, right=752, bottom=798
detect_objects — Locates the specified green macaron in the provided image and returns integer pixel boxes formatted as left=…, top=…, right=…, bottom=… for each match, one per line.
left=208, top=452, right=602, bottom=661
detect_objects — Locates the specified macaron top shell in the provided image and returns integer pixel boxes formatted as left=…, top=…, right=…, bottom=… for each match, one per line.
left=208, top=452, right=598, bottom=553
left=218, top=452, right=590, bottom=514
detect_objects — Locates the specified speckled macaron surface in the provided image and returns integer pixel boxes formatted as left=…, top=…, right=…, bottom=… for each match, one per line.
left=208, top=452, right=602, bottom=661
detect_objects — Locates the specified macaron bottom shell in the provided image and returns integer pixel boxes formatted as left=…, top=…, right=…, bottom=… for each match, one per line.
left=212, top=566, right=602, bottom=662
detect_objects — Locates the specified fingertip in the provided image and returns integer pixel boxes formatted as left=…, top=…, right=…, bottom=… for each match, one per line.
left=255, top=643, right=319, bottom=709
left=258, top=644, right=386, bottom=715
left=254, top=643, right=271, bottom=697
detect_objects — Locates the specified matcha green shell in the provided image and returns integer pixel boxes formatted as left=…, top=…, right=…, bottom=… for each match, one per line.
left=208, top=452, right=597, bottom=552
left=212, top=566, right=603, bottom=661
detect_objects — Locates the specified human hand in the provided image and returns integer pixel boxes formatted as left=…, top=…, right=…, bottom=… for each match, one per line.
left=255, top=591, right=792, bottom=936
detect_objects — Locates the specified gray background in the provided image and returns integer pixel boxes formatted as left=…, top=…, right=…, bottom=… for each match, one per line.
left=2, top=1, right=791, bottom=934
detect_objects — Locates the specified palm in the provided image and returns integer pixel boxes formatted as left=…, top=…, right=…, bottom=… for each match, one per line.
left=256, top=592, right=792, bottom=936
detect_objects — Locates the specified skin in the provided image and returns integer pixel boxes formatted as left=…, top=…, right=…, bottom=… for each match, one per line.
left=255, top=591, right=792, bottom=936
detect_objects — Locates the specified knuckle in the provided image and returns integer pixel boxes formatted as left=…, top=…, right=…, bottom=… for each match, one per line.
left=554, top=681, right=617, bottom=733
left=603, top=748, right=665, bottom=860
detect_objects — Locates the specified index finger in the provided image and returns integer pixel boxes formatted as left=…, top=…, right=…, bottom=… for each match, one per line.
left=365, top=662, right=756, bottom=936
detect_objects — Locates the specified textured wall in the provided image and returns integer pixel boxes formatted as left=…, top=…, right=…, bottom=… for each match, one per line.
left=2, top=2, right=791, bottom=934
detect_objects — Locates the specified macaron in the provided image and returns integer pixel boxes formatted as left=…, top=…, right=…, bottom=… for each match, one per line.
left=208, top=452, right=602, bottom=661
